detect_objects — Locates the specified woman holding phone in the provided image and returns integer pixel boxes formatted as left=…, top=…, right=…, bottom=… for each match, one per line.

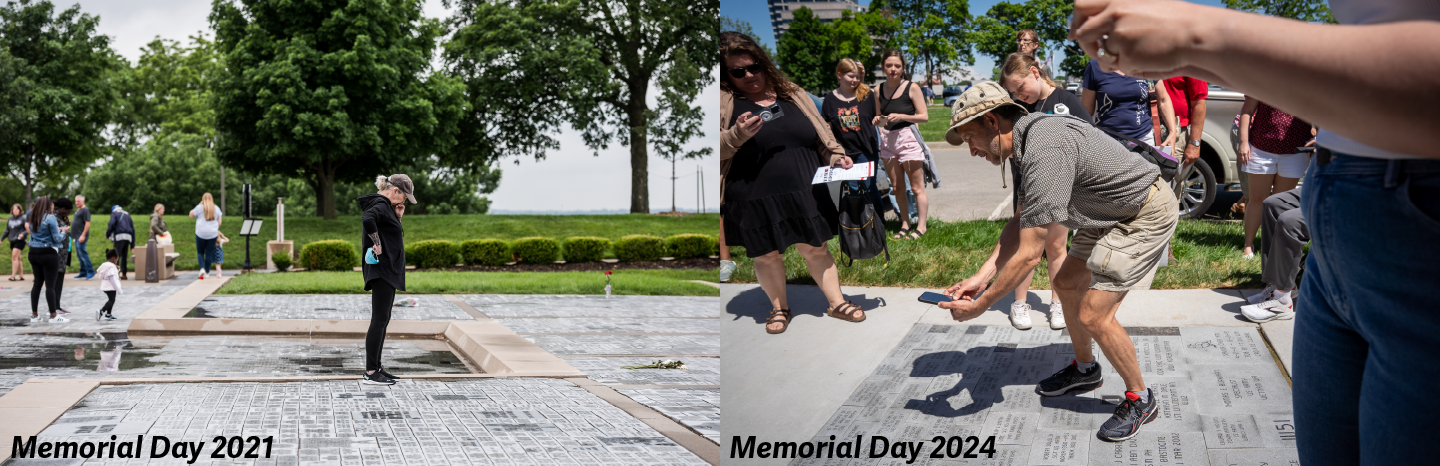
left=720, top=31, right=863, bottom=334
left=357, top=174, right=416, bottom=385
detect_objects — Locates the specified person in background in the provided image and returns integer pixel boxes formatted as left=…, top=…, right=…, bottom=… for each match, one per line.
left=996, top=52, right=1093, bottom=331
left=823, top=58, right=888, bottom=219
left=1082, top=58, right=1170, bottom=148
left=1237, top=97, right=1312, bottom=259
left=71, top=195, right=94, bottom=280
left=1016, top=29, right=1053, bottom=80
left=189, top=193, right=223, bottom=279
left=105, top=205, right=136, bottom=280
left=212, top=231, right=229, bottom=278
left=720, top=31, right=862, bottom=334
left=150, top=204, right=168, bottom=243
left=27, top=196, right=68, bottom=323
left=6, top=204, right=25, bottom=281
left=1069, top=1, right=1440, bottom=463
left=51, top=197, right=74, bottom=315
left=95, top=248, right=122, bottom=320
left=874, top=49, right=932, bottom=240
left=718, top=222, right=737, bottom=283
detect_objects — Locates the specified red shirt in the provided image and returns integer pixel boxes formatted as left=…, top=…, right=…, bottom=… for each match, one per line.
left=1163, top=76, right=1209, bottom=128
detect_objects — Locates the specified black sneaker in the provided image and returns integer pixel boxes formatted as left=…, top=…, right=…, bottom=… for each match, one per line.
left=378, top=367, right=398, bottom=380
left=361, top=371, right=396, bottom=385
left=1036, top=360, right=1103, bottom=396
left=1097, top=389, right=1159, bottom=442
left=104, top=313, right=116, bottom=321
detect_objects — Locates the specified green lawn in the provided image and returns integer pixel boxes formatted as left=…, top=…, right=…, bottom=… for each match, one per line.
left=726, top=218, right=1269, bottom=290
left=215, top=270, right=719, bottom=296
left=918, top=104, right=954, bottom=143
left=11, top=213, right=719, bottom=274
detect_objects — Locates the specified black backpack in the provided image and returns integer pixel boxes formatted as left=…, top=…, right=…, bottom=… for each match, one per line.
left=1020, top=115, right=1180, bottom=181
left=836, top=183, right=889, bottom=267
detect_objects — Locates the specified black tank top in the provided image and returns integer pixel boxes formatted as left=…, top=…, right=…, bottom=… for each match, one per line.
left=878, top=81, right=917, bottom=130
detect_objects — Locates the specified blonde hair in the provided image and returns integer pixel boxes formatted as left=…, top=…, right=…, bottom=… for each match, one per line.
left=200, top=193, right=216, bottom=221
left=835, top=58, right=871, bottom=102
left=154, top=203, right=164, bottom=214
left=1001, top=52, right=1056, bottom=88
left=375, top=175, right=397, bottom=194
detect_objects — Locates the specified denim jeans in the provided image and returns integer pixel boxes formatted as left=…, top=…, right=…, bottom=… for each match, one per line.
left=196, top=236, right=217, bottom=274
left=75, top=239, right=94, bottom=276
left=1294, top=153, right=1440, bottom=466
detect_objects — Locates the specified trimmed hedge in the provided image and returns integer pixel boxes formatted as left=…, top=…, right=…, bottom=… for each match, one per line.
left=614, top=234, right=666, bottom=262
left=564, top=237, right=611, bottom=263
left=666, top=234, right=717, bottom=259
left=271, top=252, right=293, bottom=272
left=511, top=237, right=561, bottom=264
left=300, top=240, right=359, bottom=271
left=409, top=240, right=461, bottom=269
left=461, top=239, right=511, bottom=266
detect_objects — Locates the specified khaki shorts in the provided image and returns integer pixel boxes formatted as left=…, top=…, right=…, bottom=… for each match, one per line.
left=1068, top=177, right=1179, bottom=291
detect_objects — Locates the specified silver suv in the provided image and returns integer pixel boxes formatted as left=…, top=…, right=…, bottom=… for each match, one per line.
left=1173, top=86, right=1246, bottom=218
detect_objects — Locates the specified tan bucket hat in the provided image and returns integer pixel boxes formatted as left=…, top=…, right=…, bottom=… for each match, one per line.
left=943, top=81, right=1029, bottom=147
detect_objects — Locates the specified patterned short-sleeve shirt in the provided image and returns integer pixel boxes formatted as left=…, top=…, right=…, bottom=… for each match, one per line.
left=1012, top=114, right=1159, bottom=230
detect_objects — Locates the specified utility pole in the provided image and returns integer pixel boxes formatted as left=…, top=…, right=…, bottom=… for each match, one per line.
left=671, top=156, right=677, bottom=213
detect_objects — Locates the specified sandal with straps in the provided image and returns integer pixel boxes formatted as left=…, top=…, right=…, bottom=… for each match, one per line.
left=892, top=227, right=910, bottom=241
left=766, top=309, right=792, bottom=334
left=827, top=301, right=866, bottom=323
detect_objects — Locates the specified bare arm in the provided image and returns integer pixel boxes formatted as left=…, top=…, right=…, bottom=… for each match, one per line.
left=1071, top=0, right=1440, bottom=157
left=1081, top=89, right=1097, bottom=117
left=1156, top=81, right=1176, bottom=148
left=940, top=222, right=1050, bottom=319
left=1185, top=98, right=1207, bottom=164
left=1237, top=96, right=1259, bottom=166
left=943, top=216, right=1020, bottom=300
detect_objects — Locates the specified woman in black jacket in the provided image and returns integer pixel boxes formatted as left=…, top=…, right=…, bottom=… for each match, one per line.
left=357, top=174, right=415, bottom=385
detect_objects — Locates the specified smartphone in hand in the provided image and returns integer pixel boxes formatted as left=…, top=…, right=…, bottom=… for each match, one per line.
left=918, top=291, right=953, bottom=305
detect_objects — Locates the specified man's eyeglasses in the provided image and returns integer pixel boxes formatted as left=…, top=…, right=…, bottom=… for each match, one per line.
left=727, top=63, right=764, bottom=79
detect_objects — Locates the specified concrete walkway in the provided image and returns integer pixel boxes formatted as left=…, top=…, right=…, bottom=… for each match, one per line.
left=721, top=284, right=1294, bottom=465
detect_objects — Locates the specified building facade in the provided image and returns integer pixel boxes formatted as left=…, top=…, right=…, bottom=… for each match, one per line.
left=768, top=0, right=868, bottom=39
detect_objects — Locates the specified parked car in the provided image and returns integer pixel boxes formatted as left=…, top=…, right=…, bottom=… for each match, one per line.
left=1065, top=82, right=1080, bottom=95
left=1170, top=85, right=1246, bottom=218
left=942, top=86, right=965, bottom=107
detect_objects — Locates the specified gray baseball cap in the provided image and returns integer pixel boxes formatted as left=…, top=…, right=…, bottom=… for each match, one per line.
left=388, top=174, right=417, bottom=204
left=944, top=81, right=1029, bottom=146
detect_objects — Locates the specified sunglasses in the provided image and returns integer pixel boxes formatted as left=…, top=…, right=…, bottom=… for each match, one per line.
left=727, top=63, right=764, bottom=79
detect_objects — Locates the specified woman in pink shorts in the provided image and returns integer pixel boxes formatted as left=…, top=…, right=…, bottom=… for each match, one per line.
left=872, top=49, right=931, bottom=239
left=1238, top=97, right=1315, bottom=258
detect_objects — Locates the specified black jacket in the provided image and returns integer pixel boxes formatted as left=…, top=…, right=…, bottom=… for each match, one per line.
left=358, top=193, right=405, bottom=291
left=106, top=210, right=136, bottom=241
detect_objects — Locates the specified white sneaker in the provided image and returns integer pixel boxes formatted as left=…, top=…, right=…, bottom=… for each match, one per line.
left=1246, top=284, right=1277, bottom=305
left=1009, top=301, right=1033, bottom=330
left=718, top=260, right=737, bottom=283
left=30, top=315, right=43, bottom=323
left=1241, top=298, right=1294, bottom=323
left=1048, top=301, right=1066, bottom=330
left=51, top=315, right=70, bottom=323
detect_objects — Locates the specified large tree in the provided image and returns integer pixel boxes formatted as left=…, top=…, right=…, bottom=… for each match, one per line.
left=209, top=0, right=467, bottom=220
left=1223, top=0, right=1335, bottom=22
left=113, top=35, right=221, bottom=147
left=872, top=0, right=973, bottom=85
left=0, top=0, right=122, bottom=206
left=972, top=0, right=1084, bottom=79
left=443, top=0, right=716, bottom=214
left=776, top=7, right=835, bottom=92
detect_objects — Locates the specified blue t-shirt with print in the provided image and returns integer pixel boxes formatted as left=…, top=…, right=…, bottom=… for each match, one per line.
left=1083, top=59, right=1154, bottom=140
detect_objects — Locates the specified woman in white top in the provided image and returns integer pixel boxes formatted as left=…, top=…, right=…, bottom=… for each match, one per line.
left=189, top=192, right=223, bottom=279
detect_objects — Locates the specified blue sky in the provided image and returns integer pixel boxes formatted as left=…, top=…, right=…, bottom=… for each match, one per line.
left=721, top=0, right=1227, bottom=80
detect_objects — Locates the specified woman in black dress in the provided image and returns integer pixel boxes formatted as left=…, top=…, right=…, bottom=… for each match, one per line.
left=719, top=32, right=864, bottom=334
left=358, top=174, right=416, bottom=385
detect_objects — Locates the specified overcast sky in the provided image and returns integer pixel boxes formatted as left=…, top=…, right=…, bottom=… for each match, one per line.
left=68, top=0, right=718, bottom=214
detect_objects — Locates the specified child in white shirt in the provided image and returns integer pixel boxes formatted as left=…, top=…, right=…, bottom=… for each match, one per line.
left=96, top=248, right=123, bottom=320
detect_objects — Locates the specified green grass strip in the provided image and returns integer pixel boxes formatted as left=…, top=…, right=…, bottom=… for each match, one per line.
left=215, top=270, right=719, bottom=296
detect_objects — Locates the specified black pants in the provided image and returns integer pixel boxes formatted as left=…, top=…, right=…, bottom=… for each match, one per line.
left=114, top=240, right=131, bottom=277
left=102, top=290, right=116, bottom=316
left=55, top=264, right=66, bottom=308
left=365, top=279, right=395, bottom=371
left=28, top=247, right=60, bottom=315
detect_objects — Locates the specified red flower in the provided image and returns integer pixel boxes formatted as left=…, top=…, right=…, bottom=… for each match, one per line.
left=605, top=270, right=612, bottom=275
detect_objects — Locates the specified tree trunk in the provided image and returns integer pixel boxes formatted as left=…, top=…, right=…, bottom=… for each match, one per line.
left=317, top=160, right=339, bottom=220
left=627, top=85, right=650, bottom=214
left=304, top=173, right=323, bottom=218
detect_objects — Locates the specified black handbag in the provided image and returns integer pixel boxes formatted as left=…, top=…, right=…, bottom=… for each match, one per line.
left=837, top=183, right=890, bottom=267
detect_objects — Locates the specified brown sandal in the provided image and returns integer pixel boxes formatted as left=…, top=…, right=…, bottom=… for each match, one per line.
left=766, top=309, right=792, bottom=334
left=827, top=301, right=866, bottom=322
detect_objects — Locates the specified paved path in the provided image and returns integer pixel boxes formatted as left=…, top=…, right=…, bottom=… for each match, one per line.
left=921, top=143, right=1018, bottom=222
left=722, top=284, right=1294, bottom=465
